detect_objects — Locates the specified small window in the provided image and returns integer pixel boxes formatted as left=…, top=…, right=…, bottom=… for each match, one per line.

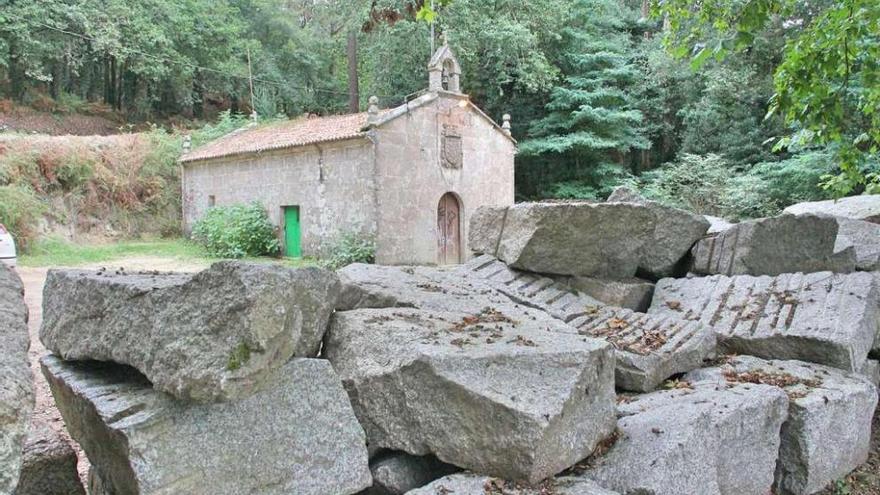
left=208, top=195, right=216, bottom=207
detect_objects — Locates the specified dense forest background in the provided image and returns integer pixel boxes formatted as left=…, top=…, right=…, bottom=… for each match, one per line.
left=1, top=0, right=878, bottom=234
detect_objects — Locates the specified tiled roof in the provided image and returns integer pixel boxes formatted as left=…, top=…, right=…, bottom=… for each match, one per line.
left=181, top=111, right=383, bottom=163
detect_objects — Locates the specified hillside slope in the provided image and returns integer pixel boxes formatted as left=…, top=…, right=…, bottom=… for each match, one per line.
left=0, top=131, right=183, bottom=248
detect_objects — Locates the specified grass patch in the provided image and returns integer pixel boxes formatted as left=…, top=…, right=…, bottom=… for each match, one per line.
left=19, top=237, right=209, bottom=267
left=19, top=236, right=318, bottom=268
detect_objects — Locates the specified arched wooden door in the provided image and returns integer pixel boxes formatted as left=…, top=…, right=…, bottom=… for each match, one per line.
left=437, top=193, right=461, bottom=265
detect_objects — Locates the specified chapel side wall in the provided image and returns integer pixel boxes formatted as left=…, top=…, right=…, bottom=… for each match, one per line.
left=181, top=138, right=377, bottom=257
left=372, top=95, right=516, bottom=265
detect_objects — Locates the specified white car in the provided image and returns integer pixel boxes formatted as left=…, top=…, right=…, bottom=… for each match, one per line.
left=0, top=224, right=17, bottom=268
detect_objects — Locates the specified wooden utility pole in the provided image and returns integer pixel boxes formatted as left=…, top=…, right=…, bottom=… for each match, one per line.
left=247, top=47, right=257, bottom=121
left=430, top=0, right=435, bottom=54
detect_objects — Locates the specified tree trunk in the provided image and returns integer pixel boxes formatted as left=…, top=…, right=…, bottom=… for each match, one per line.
left=641, top=0, right=653, bottom=39
left=108, top=56, right=117, bottom=108
left=347, top=30, right=359, bottom=113
left=116, top=60, right=125, bottom=111
left=8, top=38, right=25, bottom=101
left=193, top=70, right=204, bottom=119
left=49, top=61, right=61, bottom=100
left=103, top=56, right=110, bottom=104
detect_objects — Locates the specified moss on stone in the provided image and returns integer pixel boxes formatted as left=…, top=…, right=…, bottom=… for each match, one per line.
left=227, top=342, right=252, bottom=371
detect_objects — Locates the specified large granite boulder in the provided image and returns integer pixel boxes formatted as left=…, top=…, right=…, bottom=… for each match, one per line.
left=477, top=202, right=656, bottom=278
left=834, top=217, right=880, bottom=271
left=686, top=356, right=878, bottom=495
left=14, top=425, right=85, bottom=495
left=585, top=381, right=790, bottom=495
left=405, top=474, right=620, bottom=495
left=468, top=206, right=508, bottom=256
left=336, top=263, right=540, bottom=315
left=784, top=195, right=880, bottom=224
left=364, top=453, right=459, bottom=495
left=42, top=355, right=371, bottom=495
left=342, top=261, right=712, bottom=392
left=690, top=214, right=856, bottom=276
left=0, top=264, right=33, bottom=495
left=649, top=271, right=880, bottom=372
left=40, top=262, right=340, bottom=403
left=607, top=186, right=710, bottom=278
left=325, top=308, right=617, bottom=483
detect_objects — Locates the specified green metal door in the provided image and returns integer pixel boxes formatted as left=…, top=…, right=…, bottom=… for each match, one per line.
left=284, top=206, right=301, bottom=258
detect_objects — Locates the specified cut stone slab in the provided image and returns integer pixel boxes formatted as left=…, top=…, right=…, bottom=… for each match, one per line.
left=336, top=262, right=537, bottom=315
left=784, top=195, right=880, bottom=224
left=458, top=255, right=604, bottom=319
left=566, top=276, right=655, bottom=312
left=834, top=217, right=880, bottom=271
left=341, top=260, right=713, bottom=392
left=494, top=202, right=656, bottom=278
left=405, top=474, right=620, bottom=495
left=325, top=308, right=617, bottom=483
left=564, top=307, right=716, bottom=392
left=338, top=261, right=599, bottom=339
left=14, top=424, right=85, bottom=495
left=0, top=263, right=33, bottom=495
left=649, top=271, right=880, bottom=372
left=685, top=356, right=879, bottom=495
left=364, top=453, right=459, bottom=495
left=461, top=256, right=714, bottom=391
left=690, top=213, right=857, bottom=276
left=40, top=261, right=340, bottom=403
left=468, top=205, right=508, bottom=256
left=462, top=256, right=715, bottom=391
left=607, top=186, right=710, bottom=278
left=585, top=381, right=790, bottom=495
left=42, top=355, right=371, bottom=495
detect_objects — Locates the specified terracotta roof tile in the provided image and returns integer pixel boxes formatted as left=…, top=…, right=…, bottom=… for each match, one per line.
left=181, top=111, right=385, bottom=163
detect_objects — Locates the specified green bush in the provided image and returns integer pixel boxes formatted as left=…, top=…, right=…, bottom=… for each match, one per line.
left=542, top=180, right=602, bottom=200
left=192, top=202, right=280, bottom=258
left=0, top=185, right=46, bottom=251
left=320, top=232, right=376, bottom=270
left=629, top=153, right=732, bottom=215
left=625, top=151, right=839, bottom=219
left=533, top=162, right=632, bottom=201
left=722, top=151, right=834, bottom=218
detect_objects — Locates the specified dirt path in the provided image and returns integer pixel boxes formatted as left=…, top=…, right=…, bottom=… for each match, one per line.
left=18, top=256, right=206, bottom=487
left=18, top=266, right=91, bottom=484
